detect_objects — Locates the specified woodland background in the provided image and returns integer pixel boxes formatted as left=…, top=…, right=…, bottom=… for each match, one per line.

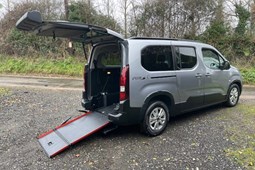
left=0, top=0, right=255, bottom=80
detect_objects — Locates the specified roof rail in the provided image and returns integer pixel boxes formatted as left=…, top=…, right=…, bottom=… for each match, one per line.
left=129, top=37, right=200, bottom=43
left=129, top=37, right=177, bottom=40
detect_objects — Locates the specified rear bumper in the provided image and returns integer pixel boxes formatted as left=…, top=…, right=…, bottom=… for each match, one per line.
left=108, top=100, right=142, bottom=126
left=81, top=91, right=142, bottom=126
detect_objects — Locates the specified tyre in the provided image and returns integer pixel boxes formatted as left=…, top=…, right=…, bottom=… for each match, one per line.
left=141, top=101, right=169, bottom=136
left=225, top=84, right=240, bottom=107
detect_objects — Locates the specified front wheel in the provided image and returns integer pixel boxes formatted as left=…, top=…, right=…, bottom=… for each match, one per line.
left=225, top=84, right=240, bottom=107
left=141, top=101, right=169, bottom=136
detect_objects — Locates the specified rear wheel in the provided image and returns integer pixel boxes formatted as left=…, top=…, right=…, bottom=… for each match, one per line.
left=225, top=84, right=240, bottom=107
left=141, top=101, right=169, bottom=136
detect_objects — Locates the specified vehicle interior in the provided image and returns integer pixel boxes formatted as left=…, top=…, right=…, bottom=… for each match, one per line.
left=88, top=43, right=122, bottom=108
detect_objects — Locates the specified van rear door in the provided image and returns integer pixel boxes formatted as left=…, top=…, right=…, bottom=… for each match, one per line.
left=16, top=11, right=124, bottom=44
left=16, top=10, right=125, bottom=110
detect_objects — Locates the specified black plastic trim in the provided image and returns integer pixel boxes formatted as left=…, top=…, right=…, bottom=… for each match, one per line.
left=141, top=91, right=175, bottom=119
left=151, top=75, right=176, bottom=79
left=108, top=100, right=141, bottom=125
left=230, top=80, right=242, bottom=94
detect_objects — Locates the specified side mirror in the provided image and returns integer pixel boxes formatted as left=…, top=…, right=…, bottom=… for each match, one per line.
left=220, top=61, right=230, bottom=70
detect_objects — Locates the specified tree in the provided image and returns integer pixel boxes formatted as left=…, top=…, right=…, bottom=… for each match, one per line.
left=129, top=0, right=216, bottom=38
left=203, top=0, right=227, bottom=42
left=68, top=1, right=121, bottom=32
left=129, top=0, right=169, bottom=37
left=0, top=1, right=65, bottom=56
left=251, top=3, right=255, bottom=35
left=7, top=0, right=10, bottom=12
left=68, top=1, right=96, bottom=24
left=235, top=3, right=250, bottom=36
left=64, top=0, right=69, bottom=20
left=102, top=0, right=113, bottom=18
left=195, top=0, right=237, bottom=60
left=120, top=0, right=131, bottom=38
left=182, top=0, right=216, bottom=38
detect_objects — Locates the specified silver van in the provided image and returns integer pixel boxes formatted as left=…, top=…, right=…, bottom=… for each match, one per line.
left=17, top=11, right=242, bottom=136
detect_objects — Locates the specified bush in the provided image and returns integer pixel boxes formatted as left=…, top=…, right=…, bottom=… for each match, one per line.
left=239, top=67, right=255, bottom=84
left=0, top=55, right=85, bottom=77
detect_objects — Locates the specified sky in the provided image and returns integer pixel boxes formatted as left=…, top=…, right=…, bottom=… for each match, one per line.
left=0, top=0, right=7, bottom=17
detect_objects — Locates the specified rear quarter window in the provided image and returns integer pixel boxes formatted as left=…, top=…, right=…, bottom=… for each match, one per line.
left=141, top=46, right=173, bottom=71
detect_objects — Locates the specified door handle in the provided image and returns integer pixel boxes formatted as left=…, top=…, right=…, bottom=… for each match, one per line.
left=205, top=73, right=211, bottom=77
left=195, top=73, right=202, bottom=78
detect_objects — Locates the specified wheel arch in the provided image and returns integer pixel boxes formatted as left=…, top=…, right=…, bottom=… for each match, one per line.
left=230, top=80, right=242, bottom=94
left=140, top=91, right=175, bottom=122
left=225, top=81, right=241, bottom=107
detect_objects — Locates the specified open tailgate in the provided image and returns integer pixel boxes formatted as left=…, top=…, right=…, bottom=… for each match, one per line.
left=16, top=11, right=123, bottom=43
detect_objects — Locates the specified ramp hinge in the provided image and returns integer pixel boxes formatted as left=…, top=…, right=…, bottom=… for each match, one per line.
left=53, top=129, right=71, bottom=146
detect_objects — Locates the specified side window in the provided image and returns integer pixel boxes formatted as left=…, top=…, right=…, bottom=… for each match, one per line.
left=141, top=46, right=173, bottom=71
left=175, top=47, right=197, bottom=69
left=202, top=49, right=224, bottom=69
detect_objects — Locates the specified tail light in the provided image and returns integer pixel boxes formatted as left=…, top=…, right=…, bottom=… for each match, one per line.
left=120, top=65, right=129, bottom=101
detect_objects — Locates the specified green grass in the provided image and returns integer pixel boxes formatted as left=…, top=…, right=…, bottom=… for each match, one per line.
left=0, top=55, right=254, bottom=84
left=221, top=104, right=255, bottom=169
left=0, top=55, right=85, bottom=77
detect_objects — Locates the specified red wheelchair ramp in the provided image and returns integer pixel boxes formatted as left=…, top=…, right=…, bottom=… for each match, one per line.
left=37, top=112, right=110, bottom=158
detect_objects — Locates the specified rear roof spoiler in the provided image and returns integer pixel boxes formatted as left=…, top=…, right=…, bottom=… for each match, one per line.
left=16, top=11, right=43, bottom=31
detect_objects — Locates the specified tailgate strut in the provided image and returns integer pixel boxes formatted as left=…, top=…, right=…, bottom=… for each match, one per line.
left=37, top=111, right=110, bottom=158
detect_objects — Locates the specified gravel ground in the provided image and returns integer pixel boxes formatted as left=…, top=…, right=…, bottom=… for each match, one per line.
left=0, top=86, right=252, bottom=170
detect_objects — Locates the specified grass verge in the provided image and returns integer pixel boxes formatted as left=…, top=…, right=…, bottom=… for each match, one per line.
left=239, top=67, right=255, bottom=85
left=0, top=55, right=85, bottom=77
left=0, top=87, right=10, bottom=96
left=0, top=55, right=254, bottom=84
left=220, top=104, right=255, bottom=169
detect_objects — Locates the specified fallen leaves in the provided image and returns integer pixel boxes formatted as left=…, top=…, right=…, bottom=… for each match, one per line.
left=248, top=161, right=254, bottom=166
